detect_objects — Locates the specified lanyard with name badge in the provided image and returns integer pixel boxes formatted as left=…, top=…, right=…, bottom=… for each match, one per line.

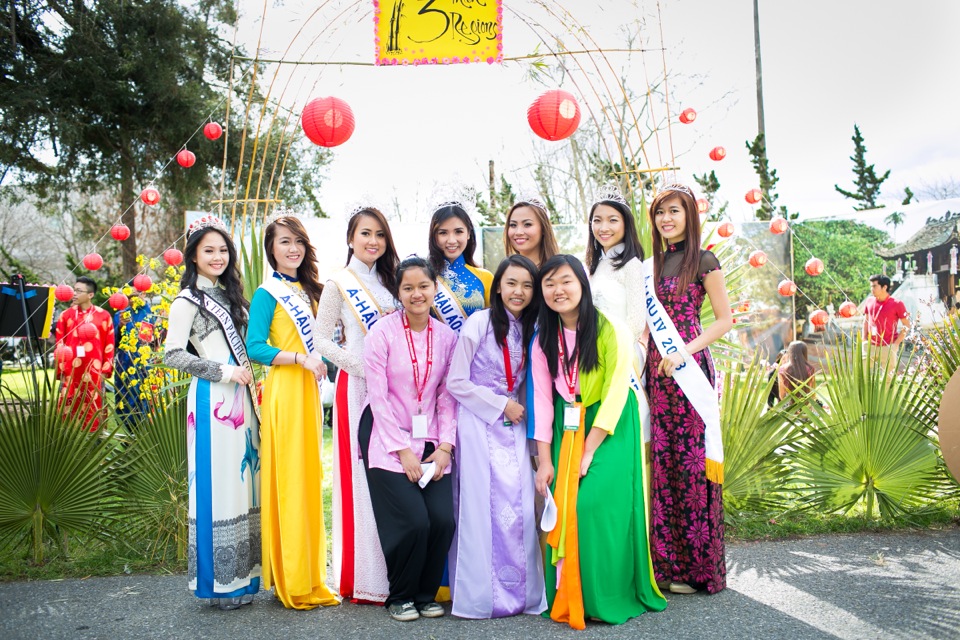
left=557, top=325, right=582, bottom=431
left=501, top=342, right=523, bottom=426
left=402, top=311, right=433, bottom=439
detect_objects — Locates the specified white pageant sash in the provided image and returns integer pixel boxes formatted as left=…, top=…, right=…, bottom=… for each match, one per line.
left=643, top=262, right=723, bottom=484
left=259, top=276, right=320, bottom=358
left=433, top=278, right=467, bottom=332
left=330, top=269, right=384, bottom=334
left=177, top=289, right=261, bottom=422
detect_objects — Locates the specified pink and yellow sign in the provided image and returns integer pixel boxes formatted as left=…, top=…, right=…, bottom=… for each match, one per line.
left=374, top=0, right=503, bottom=66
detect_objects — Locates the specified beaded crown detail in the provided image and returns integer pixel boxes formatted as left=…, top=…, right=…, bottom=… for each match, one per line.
left=187, top=214, right=228, bottom=238
left=592, top=183, right=629, bottom=208
left=514, top=194, right=548, bottom=212
left=661, top=184, right=695, bottom=199
left=264, top=205, right=301, bottom=226
left=433, top=200, right=468, bottom=214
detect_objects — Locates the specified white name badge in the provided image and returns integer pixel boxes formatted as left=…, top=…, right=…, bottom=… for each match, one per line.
left=412, top=413, right=429, bottom=439
left=75, top=345, right=85, bottom=358
left=563, top=403, right=581, bottom=431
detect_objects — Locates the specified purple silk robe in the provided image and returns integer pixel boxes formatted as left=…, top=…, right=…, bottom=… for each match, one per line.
left=446, top=309, right=546, bottom=619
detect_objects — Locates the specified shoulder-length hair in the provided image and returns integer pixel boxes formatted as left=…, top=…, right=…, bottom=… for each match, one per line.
left=181, top=227, right=249, bottom=333
left=428, top=204, right=478, bottom=276
left=780, top=340, right=815, bottom=393
left=649, top=186, right=702, bottom=291
left=585, top=199, right=645, bottom=275
left=503, top=200, right=559, bottom=267
left=537, top=255, right=601, bottom=379
left=264, top=217, right=323, bottom=306
left=346, top=207, right=400, bottom=294
left=489, top=254, right=540, bottom=351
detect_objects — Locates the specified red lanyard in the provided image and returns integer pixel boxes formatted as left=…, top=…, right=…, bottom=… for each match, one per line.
left=501, top=344, right=524, bottom=394
left=401, top=311, right=433, bottom=412
left=556, top=326, right=578, bottom=396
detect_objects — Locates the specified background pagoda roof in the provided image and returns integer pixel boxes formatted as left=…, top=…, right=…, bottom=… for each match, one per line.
left=875, top=210, right=960, bottom=258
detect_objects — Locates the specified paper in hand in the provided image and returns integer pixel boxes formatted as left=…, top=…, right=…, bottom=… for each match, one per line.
left=418, top=462, right=437, bottom=489
left=540, top=487, right=558, bottom=532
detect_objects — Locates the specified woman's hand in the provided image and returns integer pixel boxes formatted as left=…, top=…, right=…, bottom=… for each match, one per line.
left=424, top=446, right=452, bottom=480
left=398, top=448, right=422, bottom=483
left=657, top=352, right=685, bottom=378
left=300, top=354, right=328, bottom=381
left=503, top=399, right=524, bottom=424
left=579, top=449, right=595, bottom=478
left=535, top=460, right=555, bottom=497
left=230, top=366, right=253, bottom=385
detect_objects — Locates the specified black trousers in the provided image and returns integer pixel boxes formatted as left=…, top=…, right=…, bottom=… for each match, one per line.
left=358, top=406, right=455, bottom=607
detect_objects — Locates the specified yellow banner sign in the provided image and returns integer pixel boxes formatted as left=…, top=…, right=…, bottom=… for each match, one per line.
left=374, top=0, right=503, bottom=66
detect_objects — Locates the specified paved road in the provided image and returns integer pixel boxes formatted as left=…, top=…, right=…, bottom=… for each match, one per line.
left=2, top=528, right=958, bottom=640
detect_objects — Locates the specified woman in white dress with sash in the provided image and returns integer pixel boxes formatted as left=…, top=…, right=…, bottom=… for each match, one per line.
left=317, top=207, right=400, bottom=604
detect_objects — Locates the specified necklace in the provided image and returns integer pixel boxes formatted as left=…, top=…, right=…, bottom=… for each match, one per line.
left=273, top=272, right=311, bottom=304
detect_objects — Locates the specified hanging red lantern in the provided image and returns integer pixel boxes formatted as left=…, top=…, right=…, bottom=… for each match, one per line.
left=176, top=149, right=196, bottom=168
left=838, top=301, right=858, bottom=318
left=748, top=250, right=767, bottom=268
left=77, top=322, right=98, bottom=341
left=717, top=221, right=735, bottom=238
left=54, top=284, right=74, bottom=302
left=55, top=343, right=73, bottom=364
left=745, top=188, right=763, bottom=205
left=204, top=122, right=223, bottom=140
left=110, top=223, right=130, bottom=241
left=769, top=216, right=788, bottom=234
left=82, top=253, right=103, bottom=271
left=810, top=309, right=829, bottom=328
left=805, top=257, right=824, bottom=277
left=301, top=96, right=356, bottom=147
left=709, top=146, right=726, bottom=161
left=132, top=274, right=153, bottom=292
left=777, top=280, right=797, bottom=297
left=527, top=89, right=581, bottom=142
left=141, top=187, right=161, bottom=206
left=679, top=108, right=697, bottom=124
left=108, top=292, right=129, bottom=311
left=696, top=198, right=710, bottom=214
left=736, top=300, right=751, bottom=313
left=163, top=248, right=184, bottom=266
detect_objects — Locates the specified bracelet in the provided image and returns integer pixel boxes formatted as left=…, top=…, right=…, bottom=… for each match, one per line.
left=295, top=353, right=302, bottom=365
left=676, top=344, right=691, bottom=361
left=438, top=446, right=453, bottom=455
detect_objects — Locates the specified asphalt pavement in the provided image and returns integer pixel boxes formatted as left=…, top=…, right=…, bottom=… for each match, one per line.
left=1, top=528, right=958, bottom=640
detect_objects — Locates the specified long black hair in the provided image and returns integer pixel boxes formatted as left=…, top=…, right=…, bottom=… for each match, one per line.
left=537, top=255, right=601, bottom=379
left=345, top=207, right=399, bottom=295
left=585, top=199, right=645, bottom=275
left=392, top=255, right=437, bottom=300
left=181, top=227, right=249, bottom=333
left=428, top=204, right=479, bottom=277
left=264, top=217, right=324, bottom=306
left=490, top=254, right=539, bottom=351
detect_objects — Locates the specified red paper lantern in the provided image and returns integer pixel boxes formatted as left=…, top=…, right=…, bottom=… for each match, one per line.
left=176, top=149, right=196, bottom=168
left=696, top=198, right=710, bottom=214
left=204, top=122, right=223, bottom=140
left=748, top=250, right=767, bottom=268
left=805, top=257, right=825, bottom=277
left=163, top=248, right=184, bottom=266
left=301, top=96, right=356, bottom=147
left=54, top=284, right=74, bottom=302
left=736, top=300, right=751, bottom=313
left=141, top=187, right=161, bottom=206
left=709, top=146, right=726, bottom=161
left=839, top=301, right=858, bottom=318
left=778, top=279, right=797, bottom=297
left=769, top=216, right=788, bottom=234
left=717, top=221, right=735, bottom=238
left=133, top=274, right=153, bottom=292
left=745, top=188, right=763, bottom=204
left=82, top=253, right=103, bottom=271
left=55, top=344, right=73, bottom=364
left=527, top=89, right=581, bottom=142
left=108, top=292, right=129, bottom=311
left=111, top=224, right=130, bottom=242
left=77, top=323, right=98, bottom=341
left=679, top=108, right=697, bottom=124
left=810, top=309, right=829, bottom=328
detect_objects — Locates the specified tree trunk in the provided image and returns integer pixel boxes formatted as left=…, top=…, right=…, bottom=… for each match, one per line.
left=119, top=157, right=137, bottom=280
left=753, top=0, right=766, bottom=139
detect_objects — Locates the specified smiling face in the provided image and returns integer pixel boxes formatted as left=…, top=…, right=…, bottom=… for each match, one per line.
left=507, top=206, right=543, bottom=257
left=350, top=214, right=387, bottom=267
left=435, top=216, right=470, bottom=262
left=653, top=195, right=687, bottom=244
left=271, top=225, right=306, bottom=275
left=498, top=264, right=535, bottom=317
left=591, top=203, right=626, bottom=250
left=541, top=263, right=582, bottom=318
left=194, top=230, right=230, bottom=282
left=398, top=267, right=437, bottom=319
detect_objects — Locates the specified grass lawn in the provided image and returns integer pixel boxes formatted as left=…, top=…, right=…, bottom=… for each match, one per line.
left=0, top=366, right=55, bottom=396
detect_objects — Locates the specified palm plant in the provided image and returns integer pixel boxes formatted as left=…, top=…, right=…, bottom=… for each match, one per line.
left=239, top=223, right=265, bottom=303
left=0, top=384, right=127, bottom=562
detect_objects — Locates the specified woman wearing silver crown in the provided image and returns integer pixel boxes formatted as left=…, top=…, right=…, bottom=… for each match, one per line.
left=163, top=215, right=262, bottom=610
left=316, top=206, right=400, bottom=604
left=246, top=210, right=340, bottom=609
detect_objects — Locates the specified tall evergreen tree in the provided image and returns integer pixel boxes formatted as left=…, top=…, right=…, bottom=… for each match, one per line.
left=834, top=124, right=890, bottom=210
left=745, top=133, right=790, bottom=221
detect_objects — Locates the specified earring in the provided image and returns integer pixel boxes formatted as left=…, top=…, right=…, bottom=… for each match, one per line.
left=349, top=244, right=353, bottom=249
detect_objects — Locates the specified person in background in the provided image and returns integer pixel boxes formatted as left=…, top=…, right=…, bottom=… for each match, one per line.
left=862, top=274, right=910, bottom=372
left=114, top=285, right=157, bottom=432
left=777, top=341, right=817, bottom=400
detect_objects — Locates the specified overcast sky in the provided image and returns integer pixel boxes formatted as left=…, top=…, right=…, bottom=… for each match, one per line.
left=236, top=0, right=960, bottom=225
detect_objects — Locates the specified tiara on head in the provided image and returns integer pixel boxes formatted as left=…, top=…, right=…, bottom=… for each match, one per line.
left=187, top=214, right=228, bottom=238
left=264, top=205, right=300, bottom=226
left=347, top=203, right=384, bottom=220
left=592, top=183, right=629, bottom=208
left=433, top=200, right=467, bottom=214
left=660, top=184, right=695, bottom=199
left=513, top=194, right=548, bottom=212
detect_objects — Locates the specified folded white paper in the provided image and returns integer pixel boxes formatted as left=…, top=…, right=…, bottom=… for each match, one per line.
left=540, top=487, right=558, bottom=532
left=418, top=462, right=437, bottom=489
